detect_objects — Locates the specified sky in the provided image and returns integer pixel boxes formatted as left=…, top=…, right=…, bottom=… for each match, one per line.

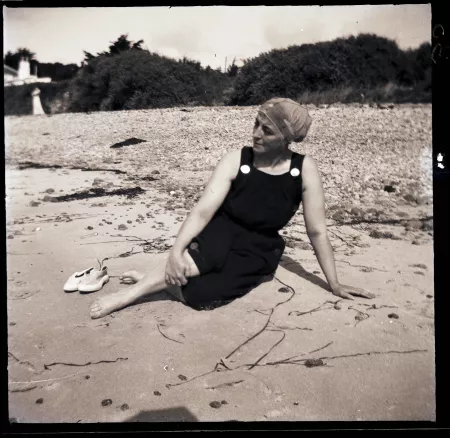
left=3, top=5, right=431, bottom=69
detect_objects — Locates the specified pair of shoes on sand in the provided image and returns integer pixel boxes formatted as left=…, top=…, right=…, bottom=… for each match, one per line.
left=64, top=259, right=109, bottom=293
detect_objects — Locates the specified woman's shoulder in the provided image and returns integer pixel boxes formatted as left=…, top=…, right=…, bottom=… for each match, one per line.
left=300, top=154, right=321, bottom=187
left=301, top=154, right=317, bottom=170
left=214, top=149, right=242, bottom=181
left=220, top=148, right=242, bottom=164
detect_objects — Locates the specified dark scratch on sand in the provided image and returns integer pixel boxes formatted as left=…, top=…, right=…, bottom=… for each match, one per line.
left=156, top=324, right=184, bottom=344
left=44, top=357, right=128, bottom=370
left=206, top=380, right=245, bottom=390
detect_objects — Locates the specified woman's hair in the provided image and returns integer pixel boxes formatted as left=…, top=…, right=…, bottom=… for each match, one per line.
left=258, top=97, right=312, bottom=144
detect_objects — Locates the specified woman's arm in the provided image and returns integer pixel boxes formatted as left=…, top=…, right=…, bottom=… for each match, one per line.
left=301, top=155, right=339, bottom=290
left=171, top=149, right=240, bottom=256
left=301, top=155, right=374, bottom=300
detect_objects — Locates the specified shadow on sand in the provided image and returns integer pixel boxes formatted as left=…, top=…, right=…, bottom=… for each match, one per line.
left=123, top=407, right=198, bottom=422
left=279, top=255, right=330, bottom=292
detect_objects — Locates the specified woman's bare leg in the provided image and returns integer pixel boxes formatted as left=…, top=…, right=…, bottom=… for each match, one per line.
left=90, top=250, right=200, bottom=319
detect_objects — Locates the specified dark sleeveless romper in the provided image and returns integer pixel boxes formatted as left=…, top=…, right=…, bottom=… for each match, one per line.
left=181, top=146, right=305, bottom=310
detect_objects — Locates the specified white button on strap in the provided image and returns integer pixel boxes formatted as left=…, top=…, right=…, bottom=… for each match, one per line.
left=240, top=165, right=251, bottom=174
left=290, top=168, right=300, bottom=177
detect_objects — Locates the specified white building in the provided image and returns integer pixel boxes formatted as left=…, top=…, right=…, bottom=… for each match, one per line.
left=4, top=57, right=52, bottom=87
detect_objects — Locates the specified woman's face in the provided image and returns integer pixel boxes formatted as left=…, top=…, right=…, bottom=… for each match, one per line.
left=252, top=114, right=287, bottom=153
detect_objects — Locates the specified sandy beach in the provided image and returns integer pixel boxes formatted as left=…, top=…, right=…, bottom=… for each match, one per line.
left=6, top=104, right=435, bottom=422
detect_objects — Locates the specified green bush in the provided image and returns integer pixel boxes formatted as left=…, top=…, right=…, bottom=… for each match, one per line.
left=67, top=50, right=233, bottom=112
left=229, top=34, right=431, bottom=105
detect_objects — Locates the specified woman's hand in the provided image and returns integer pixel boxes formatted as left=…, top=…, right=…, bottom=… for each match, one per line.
left=330, top=283, right=375, bottom=300
left=165, top=250, right=189, bottom=287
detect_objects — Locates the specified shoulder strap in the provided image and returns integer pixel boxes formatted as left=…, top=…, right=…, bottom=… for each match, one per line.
left=230, top=147, right=252, bottom=191
left=290, top=153, right=305, bottom=205
left=289, top=153, right=305, bottom=180
left=236, top=146, right=253, bottom=177
left=241, top=146, right=253, bottom=167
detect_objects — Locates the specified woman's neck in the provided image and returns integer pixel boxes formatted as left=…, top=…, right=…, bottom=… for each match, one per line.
left=253, top=147, right=292, bottom=169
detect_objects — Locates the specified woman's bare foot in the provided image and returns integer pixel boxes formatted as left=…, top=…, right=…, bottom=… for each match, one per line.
left=119, top=270, right=144, bottom=284
left=90, top=289, right=132, bottom=319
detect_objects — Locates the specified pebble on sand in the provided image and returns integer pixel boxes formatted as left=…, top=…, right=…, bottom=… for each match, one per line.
left=388, top=313, right=399, bottom=319
left=45, top=188, right=55, bottom=194
left=36, top=398, right=44, bottom=404
left=421, top=219, right=433, bottom=231
left=304, top=359, right=325, bottom=368
left=369, top=230, right=395, bottom=239
left=118, top=224, right=128, bottom=230
left=350, top=206, right=364, bottom=216
left=209, top=401, right=222, bottom=409
left=410, top=263, right=427, bottom=270
left=154, top=391, right=161, bottom=396
left=93, top=178, right=104, bottom=186
left=403, top=193, right=417, bottom=203
left=30, top=201, right=41, bottom=207
left=120, top=404, right=129, bottom=411
left=404, top=220, right=422, bottom=231
left=101, top=399, right=113, bottom=407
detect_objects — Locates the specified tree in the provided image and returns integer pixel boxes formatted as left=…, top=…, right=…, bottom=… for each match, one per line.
left=4, top=48, right=37, bottom=71
left=83, top=51, right=96, bottom=62
left=107, top=34, right=144, bottom=55
left=226, top=57, right=239, bottom=77
left=38, top=62, right=80, bottom=81
left=83, top=34, right=145, bottom=62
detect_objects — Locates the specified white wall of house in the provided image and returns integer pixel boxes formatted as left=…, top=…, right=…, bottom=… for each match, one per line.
left=18, top=58, right=31, bottom=80
left=4, top=58, right=52, bottom=87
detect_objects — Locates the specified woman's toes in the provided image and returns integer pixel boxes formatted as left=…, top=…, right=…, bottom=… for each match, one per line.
left=120, top=278, right=133, bottom=284
left=120, top=270, right=144, bottom=283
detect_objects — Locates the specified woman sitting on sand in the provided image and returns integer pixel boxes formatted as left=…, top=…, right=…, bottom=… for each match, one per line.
left=90, top=97, right=374, bottom=319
